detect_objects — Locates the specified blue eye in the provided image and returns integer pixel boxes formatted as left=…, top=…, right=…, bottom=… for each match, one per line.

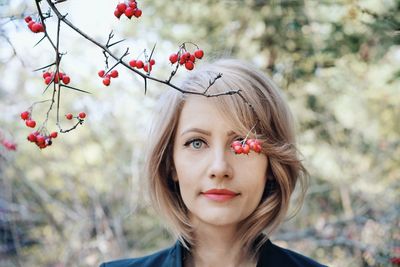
left=184, top=138, right=206, bottom=149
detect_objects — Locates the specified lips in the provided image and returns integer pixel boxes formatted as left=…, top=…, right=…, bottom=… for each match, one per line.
left=201, top=189, right=239, bottom=202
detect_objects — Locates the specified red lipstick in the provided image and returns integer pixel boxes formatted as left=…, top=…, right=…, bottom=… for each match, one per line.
left=202, top=189, right=239, bottom=202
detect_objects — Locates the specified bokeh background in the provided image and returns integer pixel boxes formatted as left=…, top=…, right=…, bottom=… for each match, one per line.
left=0, top=0, right=399, bottom=266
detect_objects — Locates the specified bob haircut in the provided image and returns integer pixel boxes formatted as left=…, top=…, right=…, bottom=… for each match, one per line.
left=145, top=59, right=308, bottom=260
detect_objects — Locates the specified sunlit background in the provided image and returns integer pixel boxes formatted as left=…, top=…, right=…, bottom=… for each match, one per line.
left=0, top=0, right=399, bottom=266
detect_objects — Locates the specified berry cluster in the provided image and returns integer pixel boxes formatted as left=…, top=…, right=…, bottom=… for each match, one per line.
left=231, top=139, right=262, bottom=155
left=1, top=139, right=17, bottom=151
left=98, top=69, right=119, bottom=86
left=129, top=58, right=155, bottom=73
left=27, top=131, right=58, bottom=149
left=114, top=0, right=142, bottom=19
left=65, top=112, right=86, bottom=120
left=24, top=16, right=44, bottom=33
left=20, top=111, right=36, bottom=128
left=169, top=49, right=204, bottom=71
left=42, top=71, right=71, bottom=85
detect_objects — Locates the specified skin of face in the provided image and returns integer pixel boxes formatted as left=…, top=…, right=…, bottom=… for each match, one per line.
left=172, top=96, right=268, bottom=229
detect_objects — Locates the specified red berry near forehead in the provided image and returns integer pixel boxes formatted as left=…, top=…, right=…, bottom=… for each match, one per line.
left=233, top=145, right=243, bottom=154
left=20, top=111, right=30, bottom=120
left=242, top=144, right=250, bottom=154
left=194, top=49, right=204, bottom=59
left=149, top=59, right=155, bottom=66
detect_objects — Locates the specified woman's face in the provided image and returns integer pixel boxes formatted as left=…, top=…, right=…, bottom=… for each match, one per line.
left=172, top=96, right=268, bottom=229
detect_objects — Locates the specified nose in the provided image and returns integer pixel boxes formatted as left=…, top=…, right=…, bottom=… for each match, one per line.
left=208, top=148, right=233, bottom=180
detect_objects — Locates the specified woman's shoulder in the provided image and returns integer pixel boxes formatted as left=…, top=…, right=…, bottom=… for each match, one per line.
left=258, top=239, right=328, bottom=267
left=99, top=242, right=182, bottom=267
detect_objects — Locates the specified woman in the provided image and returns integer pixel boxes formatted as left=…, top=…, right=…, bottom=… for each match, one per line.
left=100, top=59, right=326, bottom=267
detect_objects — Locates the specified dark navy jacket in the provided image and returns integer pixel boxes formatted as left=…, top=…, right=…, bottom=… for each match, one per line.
left=100, top=239, right=327, bottom=267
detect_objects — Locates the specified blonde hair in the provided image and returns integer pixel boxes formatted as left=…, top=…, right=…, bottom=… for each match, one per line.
left=145, top=59, right=308, bottom=260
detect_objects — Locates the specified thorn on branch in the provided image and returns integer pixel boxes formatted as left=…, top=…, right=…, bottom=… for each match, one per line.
left=203, top=73, right=223, bottom=94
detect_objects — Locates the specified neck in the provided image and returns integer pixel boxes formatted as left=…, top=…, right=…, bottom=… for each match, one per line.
left=184, top=223, right=255, bottom=267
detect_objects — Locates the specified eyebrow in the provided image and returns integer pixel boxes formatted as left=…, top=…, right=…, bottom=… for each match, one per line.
left=180, top=128, right=236, bottom=137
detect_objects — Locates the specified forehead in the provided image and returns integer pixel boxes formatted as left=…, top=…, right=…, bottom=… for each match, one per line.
left=176, top=96, right=233, bottom=133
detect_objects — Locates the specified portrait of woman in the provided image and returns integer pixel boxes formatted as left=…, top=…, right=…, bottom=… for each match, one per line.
left=99, top=59, right=327, bottom=267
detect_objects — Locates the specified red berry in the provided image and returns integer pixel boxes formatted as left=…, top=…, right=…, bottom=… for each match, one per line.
left=124, top=7, right=135, bottom=18
left=20, top=111, right=30, bottom=120
left=50, top=132, right=58, bottom=138
left=185, top=61, right=194, bottom=70
left=65, top=113, right=73, bottom=120
left=233, top=145, right=243, bottom=154
left=44, top=76, right=52, bottom=85
left=183, top=52, right=191, bottom=60
left=129, top=59, right=137, bottom=68
left=103, top=77, right=111, bottom=86
left=116, top=3, right=127, bottom=13
left=133, top=8, right=142, bottom=18
left=194, top=49, right=204, bottom=59
left=129, top=2, right=137, bottom=9
left=36, top=135, right=45, bottom=145
left=32, top=23, right=44, bottom=33
left=28, top=21, right=35, bottom=31
left=27, top=133, right=37, bottom=142
left=78, top=112, right=86, bottom=119
left=62, top=75, right=70, bottom=85
left=169, top=53, right=178, bottom=64
left=53, top=73, right=60, bottom=83
left=110, top=70, right=119, bottom=78
left=24, top=16, right=32, bottom=23
left=149, top=59, right=155, bottom=65
left=242, top=144, right=250, bottom=154
left=231, top=140, right=242, bottom=148
left=143, top=63, right=152, bottom=73
left=179, top=55, right=186, bottom=65
left=26, top=120, right=36, bottom=128
left=189, top=54, right=196, bottom=63
left=136, top=60, right=144, bottom=69
left=114, top=9, right=123, bottom=19
left=98, top=70, right=105, bottom=77
left=43, top=71, right=51, bottom=79
left=253, top=144, right=262, bottom=153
